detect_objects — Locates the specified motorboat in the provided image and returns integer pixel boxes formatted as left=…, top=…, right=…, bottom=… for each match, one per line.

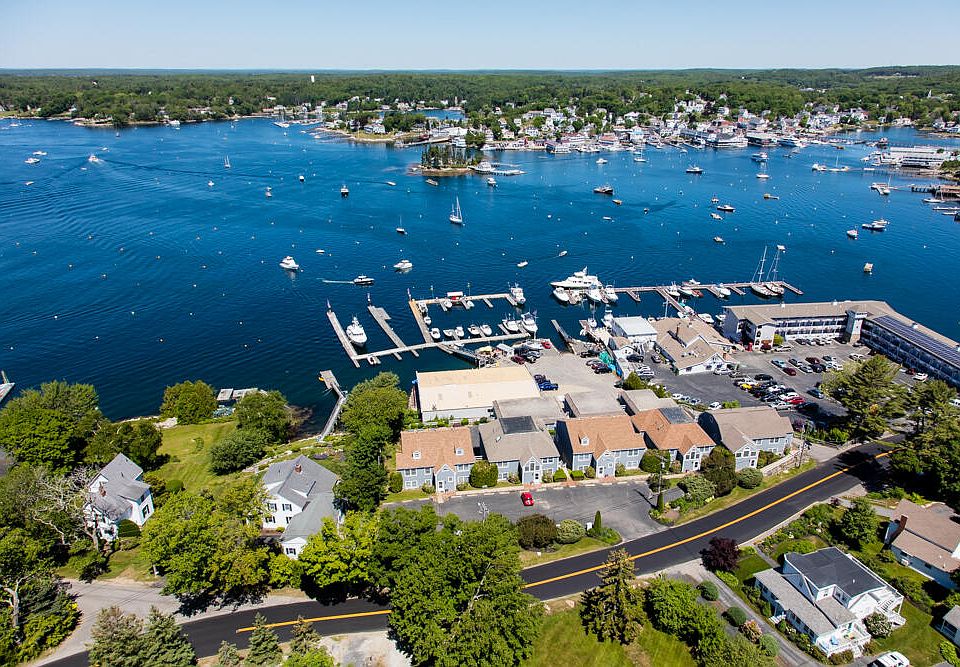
left=88, top=154, right=101, bottom=164
left=862, top=219, right=889, bottom=231
left=443, top=328, right=456, bottom=338
left=717, top=204, right=735, bottom=213
left=678, top=284, right=695, bottom=298
left=32, top=151, right=47, bottom=156
left=521, top=312, right=538, bottom=334
left=503, top=317, right=521, bottom=333
left=756, top=172, right=770, bottom=180
left=710, top=196, right=719, bottom=204
left=509, top=284, right=526, bottom=305
left=430, top=327, right=442, bottom=341
left=602, top=307, right=615, bottom=328
left=487, top=177, right=497, bottom=187
left=265, top=187, right=272, bottom=198
left=224, top=156, right=231, bottom=169
left=763, top=193, right=779, bottom=200
left=863, top=263, right=874, bottom=274
left=596, top=158, right=608, bottom=164
left=586, top=287, right=605, bottom=303
left=340, top=184, right=349, bottom=197
left=299, top=175, right=305, bottom=182
left=396, top=227, right=406, bottom=234
left=551, top=268, right=602, bottom=290
left=682, top=279, right=702, bottom=288
left=752, top=152, right=768, bottom=162
left=315, top=249, right=325, bottom=254
left=454, top=325, right=465, bottom=338
left=24, top=157, right=40, bottom=164
left=714, top=236, right=725, bottom=244
left=811, top=163, right=827, bottom=172
left=846, top=229, right=859, bottom=239
left=613, top=199, right=622, bottom=206
left=480, top=324, right=493, bottom=336
left=558, top=250, right=568, bottom=257
left=441, top=298, right=453, bottom=309
left=603, top=285, right=618, bottom=303
left=346, top=317, right=367, bottom=347
left=393, top=259, right=413, bottom=271
left=923, top=197, right=944, bottom=204
left=386, top=181, right=397, bottom=186
left=716, top=284, right=731, bottom=297
left=423, top=315, right=432, bottom=326
left=207, top=180, right=215, bottom=187
left=0, top=371, right=13, bottom=406
left=666, top=283, right=681, bottom=298
left=425, top=178, right=439, bottom=186
left=593, top=185, right=614, bottom=195
left=353, top=275, right=375, bottom=285
left=711, top=212, right=723, bottom=220
left=449, top=197, right=463, bottom=225
left=279, top=256, right=300, bottom=271
left=685, top=165, right=703, bottom=174
left=468, top=324, right=482, bottom=337
left=516, top=261, right=528, bottom=268
left=586, top=316, right=598, bottom=330
left=552, top=287, right=570, bottom=303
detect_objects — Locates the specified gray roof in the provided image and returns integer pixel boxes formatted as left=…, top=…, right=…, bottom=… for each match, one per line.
left=786, top=547, right=889, bottom=599
left=565, top=391, right=624, bottom=418
left=477, top=419, right=560, bottom=464
left=943, top=605, right=960, bottom=629
left=706, top=406, right=793, bottom=442
left=280, top=493, right=338, bottom=541
left=263, top=455, right=339, bottom=505
left=659, top=406, right=693, bottom=425
left=87, top=453, right=150, bottom=521
left=755, top=568, right=840, bottom=638
left=620, top=390, right=678, bottom=415
left=493, top=396, right=565, bottom=423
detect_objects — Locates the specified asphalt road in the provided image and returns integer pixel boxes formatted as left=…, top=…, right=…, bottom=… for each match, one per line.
left=45, top=442, right=887, bottom=666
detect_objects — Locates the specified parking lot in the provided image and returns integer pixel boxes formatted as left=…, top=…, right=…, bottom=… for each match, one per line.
left=397, top=479, right=683, bottom=541
left=515, top=346, right=622, bottom=399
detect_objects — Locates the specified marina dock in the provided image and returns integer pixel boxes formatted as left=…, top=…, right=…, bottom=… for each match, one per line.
left=612, top=279, right=802, bottom=309
left=317, top=370, right=346, bottom=441
left=326, top=308, right=361, bottom=368
left=368, top=304, right=417, bottom=358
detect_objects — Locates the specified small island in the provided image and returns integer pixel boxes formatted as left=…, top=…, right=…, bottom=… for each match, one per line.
left=416, top=145, right=481, bottom=177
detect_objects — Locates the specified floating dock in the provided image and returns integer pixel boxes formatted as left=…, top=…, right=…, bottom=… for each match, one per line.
left=612, top=280, right=802, bottom=309
left=326, top=308, right=361, bottom=368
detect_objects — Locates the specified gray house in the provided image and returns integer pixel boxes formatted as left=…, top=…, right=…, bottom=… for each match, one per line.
left=84, top=453, right=155, bottom=542
left=396, top=427, right=475, bottom=494
left=884, top=498, right=960, bottom=590
left=698, top=406, right=794, bottom=470
left=630, top=407, right=715, bottom=473
left=261, top=455, right=341, bottom=558
left=554, top=415, right=646, bottom=478
left=477, top=417, right=560, bottom=484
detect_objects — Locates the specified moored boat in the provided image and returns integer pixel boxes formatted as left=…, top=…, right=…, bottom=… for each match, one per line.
left=521, top=312, right=538, bottom=334
left=509, top=284, right=526, bottom=305
left=279, top=256, right=300, bottom=271
left=717, top=204, right=735, bottom=212
left=552, top=287, right=570, bottom=303
left=431, top=327, right=442, bottom=341
left=340, top=184, right=349, bottom=197
left=346, top=317, right=367, bottom=347
left=353, top=275, right=375, bottom=285
left=846, top=229, right=859, bottom=239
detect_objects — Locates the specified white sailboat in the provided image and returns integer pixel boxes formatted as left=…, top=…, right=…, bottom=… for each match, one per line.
left=449, top=197, right=463, bottom=224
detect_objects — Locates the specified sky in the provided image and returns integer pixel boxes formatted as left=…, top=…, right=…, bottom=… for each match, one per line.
left=3, top=0, right=958, bottom=70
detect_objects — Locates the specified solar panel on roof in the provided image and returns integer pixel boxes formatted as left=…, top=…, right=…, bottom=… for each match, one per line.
left=501, top=416, right=537, bottom=435
left=873, top=316, right=960, bottom=366
left=659, top=407, right=692, bottom=424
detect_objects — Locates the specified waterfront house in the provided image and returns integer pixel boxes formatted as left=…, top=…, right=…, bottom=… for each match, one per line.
left=554, top=415, right=646, bottom=478
left=884, top=498, right=960, bottom=590
left=651, top=317, right=734, bottom=375
left=262, top=455, right=341, bottom=558
left=476, top=417, right=560, bottom=484
left=754, top=547, right=905, bottom=658
left=630, top=407, right=714, bottom=472
left=414, top=366, right=541, bottom=422
left=84, top=453, right=154, bottom=541
left=697, top=406, right=794, bottom=470
left=396, top=427, right=475, bottom=493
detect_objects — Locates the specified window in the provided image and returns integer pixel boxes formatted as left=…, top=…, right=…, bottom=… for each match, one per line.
left=282, top=503, right=292, bottom=512
left=412, top=450, right=422, bottom=460
left=455, top=448, right=464, bottom=456
left=285, top=547, right=297, bottom=555
left=267, top=503, right=278, bottom=511
left=265, top=515, right=275, bottom=524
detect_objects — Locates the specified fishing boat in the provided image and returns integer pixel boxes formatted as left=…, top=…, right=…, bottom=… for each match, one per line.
left=346, top=317, right=367, bottom=347
left=862, top=219, right=889, bottom=231
left=509, top=284, right=526, bottom=305
left=353, top=275, right=375, bottom=285
left=593, top=185, right=614, bottom=195
left=717, top=204, right=736, bottom=213
left=685, top=165, right=703, bottom=174
left=863, top=263, right=874, bottom=274
left=430, top=327, right=442, bottom=341
left=846, top=229, right=859, bottom=239
left=710, top=212, right=723, bottom=220
left=486, top=177, right=497, bottom=187
left=714, top=236, right=725, bottom=244
left=517, top=261, right=528, bottom=268
left=480, top=324, right=493, bottom=336
left=454, top=325, right=465, bottom=338
left=521, top=312, right=538, bottom=334
left=449, top=197, right=463, bottom=225
left=763, top=193, right=779, bottom=200
left=279, top=256, right=300, bottom=271
left=603, top=285, right=618, bottom=303
left=425, top=178, right=439, bottom=186
left=552, top=287, right=570, bottom=303
left=340, top=184, right=349, bottom=197
left=503, top=317, right=521, bottom=333
left=393, top=259, right=413, bottom=271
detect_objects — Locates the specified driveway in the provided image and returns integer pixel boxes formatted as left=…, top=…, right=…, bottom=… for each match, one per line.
left=395, top=478, right=682, bottom=541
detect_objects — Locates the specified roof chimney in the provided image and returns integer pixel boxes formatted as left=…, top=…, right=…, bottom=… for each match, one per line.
left=98, top=482, right=106, bottom=496
left=294, top=463, right=302, bottom=474
left=887, top=514, right=908, bottom=545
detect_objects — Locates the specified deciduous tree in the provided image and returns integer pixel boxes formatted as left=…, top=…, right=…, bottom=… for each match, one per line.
left=468, top=460, right=498, bottom=488
left=516, top=514, right=556, bottom=550
left=298, top=513, right=378, bottom=592
left=701, top=537, right=740, bottom=573
left=838, top=497, right=879, bottom=550
left=160, top=381, right=217, bottom=425
left=822, top=355, right=905, bottom=440
left=234, top=391, right=293, bottom=443
left=208, top=429, right=271, bottom=474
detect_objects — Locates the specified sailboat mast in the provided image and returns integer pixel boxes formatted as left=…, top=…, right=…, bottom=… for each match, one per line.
left=752, top=247, right=767, bottom=284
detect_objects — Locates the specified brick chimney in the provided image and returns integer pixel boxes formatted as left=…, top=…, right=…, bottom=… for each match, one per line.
left=294, top=462, right=302, bottom=474
left=887, top=514, right=907, bottom=544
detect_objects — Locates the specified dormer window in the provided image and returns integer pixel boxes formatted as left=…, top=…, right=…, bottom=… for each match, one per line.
left=455, top=448, right=464, bottom=456
left=579, top=436, right=590, bottom=447
left=412, top=451, right=421, bottom=460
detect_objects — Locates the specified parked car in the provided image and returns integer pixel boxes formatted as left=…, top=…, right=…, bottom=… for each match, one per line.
left=627, top=353, right=643, bottom=363
left=805, top=357, right=821, bottom=365
left=850, top=352, right=866, bottom=361
left=520, top=492, right=534, bottom=507
left=754, top=373, right=774, bottom=381
left=786, top=397, right=806, bottom=406
left=808, top=388, right=826, bottom=399
left=821, top=355, right=835, bottom=363
left=783, top=367, right=797, bottom=376
left=708, top=401, right=722, bottom=410
left=650, top=353, right=663, bottom=363
left=811, top=364, right=827, bottom=373
left=594, top=366, right=612, bottom=374
left=870, top=651, right=910, bottom=667
left=538, top=382, right=559, bottom=391
left=773, top=344, right=793, bottom=352
left=511, top=355, right=526, bottom=364
left=772, top=401, right=792, bottom=410
left=913, top=372, right=929, bottom=382
left=771, top=359, right=787, bottom=368
left=534, top=374, right=547, bottom=383
left=713, top=367, right=732, bottom=375
left=729, top=372, right=746, bottom=381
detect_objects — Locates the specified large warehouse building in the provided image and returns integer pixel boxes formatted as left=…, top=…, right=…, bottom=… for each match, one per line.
left=414, top=366, right=541, bottom=422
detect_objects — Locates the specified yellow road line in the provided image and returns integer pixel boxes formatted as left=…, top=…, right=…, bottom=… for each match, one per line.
left=236, top=609, right=392, bottom=633
left=522, top=451, right=889, bottom=589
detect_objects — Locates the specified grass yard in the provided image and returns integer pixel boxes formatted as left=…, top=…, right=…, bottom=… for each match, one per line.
left=523, top=606, right=696, bottom=667
left=520, top=537, right=611, bottom=567
left=871, top=601, right=944, bottom=667
left=155, top=421, right=239, bottom=495
left=98, top=545, right=158, bottom=582
left=734, top=549, right=771, bottom=584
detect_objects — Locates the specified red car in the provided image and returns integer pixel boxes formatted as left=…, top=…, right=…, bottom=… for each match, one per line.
left=542, top=341, right=552, bottom=349
left=783, top=367, right=798, bottom=376
left=520, top=492, right=534, bottom=506
left=511, top=355, right=526, bottom=364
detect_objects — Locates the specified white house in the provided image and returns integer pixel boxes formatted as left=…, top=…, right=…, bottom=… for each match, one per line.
left=754, top=547, right=905, bottom=657
left=84, top=453, right=154, bottom=541
left=610, top=316, right=658, bottom=348
left=884, top=498, right=960, bottom=590
left=261, top=455, right=340, bottom=559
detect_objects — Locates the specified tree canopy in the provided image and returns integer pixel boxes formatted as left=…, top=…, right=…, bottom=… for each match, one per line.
left=579, top=549, right=644, bottom=644
left=234, top=391, right=294, bottom=443
left=160, top=380, right=217, bottom=425
left=822, top=355, right=905, bottom=440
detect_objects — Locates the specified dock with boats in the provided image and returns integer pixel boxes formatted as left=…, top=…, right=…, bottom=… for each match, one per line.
left=611, top=280, right=802, bottom=304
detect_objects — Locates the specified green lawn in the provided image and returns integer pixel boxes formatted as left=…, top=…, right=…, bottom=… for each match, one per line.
left=871, top=601, right=944, bottom=667
left=734, top=550, right=771, bottom=584
left=523, top=607, right=695, bottom=667
left=98, top=545, right=157, bottom=582
left=520, top=537, right=610, bottom=567
left=155, top=421, right=239, bottom=494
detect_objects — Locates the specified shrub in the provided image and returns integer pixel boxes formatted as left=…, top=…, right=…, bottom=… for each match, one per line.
left=552, top=468, right=567, bottom=482
left=517, top=514, right=557, bottom=550
left=615, top=463, right=626, bottom=477
left=737, top=467, right=763, bottom=489
left=698, top=581, right=719, bottom=601
left=740, top=619, right=762, bottom=643
left=757, top=451, right=780, bottom=468
left=721, top=400, right=741, bottom=409
left=541, top=470, right=553, bottom=483
left=469, top=460, right=498, bottom=488
left=208, top=429, right=271, bottom=474
left=584, top=466, right=596, bottom=479
left=759, top=634, right=779, bottom=657
left=555, top=519, right=586, bottom=544
left=888, top=574, right=934, bottom=613
left=456, top=482, right=468, bottom=492
left=940, top=641, right=960, bottom=667
left=679, top=475, right=716, bottom=506
left=570, top=470, right=585, bottom=480
left=166, top=479, right=184, bottom=494
left=507, top=473, right=520, bottom=485
left=421, top=483, right=435, bottom=494
left=863, top=611, right=892, bottom=638
left=715, top=570, right=741, bottom=592
left=724, top=606, right=747, bottom=626
left=829, top=649, right=855, bottom=665
left=116, top=519, right=141, bottom=538
left=640, top=450, right=669, bottom=473
left=388, top=471, right=403, bottom=493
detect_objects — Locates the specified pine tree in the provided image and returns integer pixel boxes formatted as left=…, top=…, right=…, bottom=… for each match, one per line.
left=215, top=641, right=242, bottom=667
left=579, top=549, right=644, bottom=644
left=289, top=616, right=320, bottom=656
left=88, top=606, right=146, bottom=667
left=141, top=607, right=196, bottom=667
left=243, top=613, right=281, bottom=666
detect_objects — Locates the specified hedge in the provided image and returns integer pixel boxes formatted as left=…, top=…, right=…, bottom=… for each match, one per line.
left=724, top=606, right=747, bottom=626
left=698, top=581, right=719, bottom=601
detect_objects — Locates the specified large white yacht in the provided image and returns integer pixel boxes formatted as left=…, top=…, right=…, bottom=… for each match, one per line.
left=521, top=312, right=538, bottom=334
left=551, top=268, right=602, bottom=291
left=603, top=285, right=619, bottom=303
left=279, top=256, right=300, bottom=271
left=346, top=317, right=367, bottom=347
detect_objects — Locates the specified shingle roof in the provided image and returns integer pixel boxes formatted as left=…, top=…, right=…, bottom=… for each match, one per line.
left=725, top=300, right=894, bottom=326
left=630, top=409, right=713, bottom=455
left=263, top=455, right=339, bottom=505
left=944, top=605, right=960, bottom=629
left=786, top=547, right=890, bottom=599
left=619, top=390, right=677, bottom=415
left=87, top=453, right=150, bottom=521
left=890, top=499, right=960, bottom=574
left=702, top=406, right=793, bottom=451
left=565, top=391, right=624, bottom=418
left=477, top=419, right=560, bottom=464
left=559, top=415, right=646, bottom=458
left=397, top=428, right=476, bottom=471
left=754, top=568, right=839, bottom=638
left=280, top=493, right=338, bottom=541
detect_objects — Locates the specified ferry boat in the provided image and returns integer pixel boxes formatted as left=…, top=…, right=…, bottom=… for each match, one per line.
left=685, top=165, right=704, bottom=174
left=393, top=259, right=413, bottom=271
left=593, top=185, right=614, bottom=195
left=449, top=197, right=463, bottom=225
left=551, top=268, right=602, bottom=291
left=346, top=317, right=367, bottom=347
left=846, top=229, right=859, bottom=239
left=862, top=219, right=889, bottom=231
left=340, top=184, right=350, bottom=197
left=552, top=287, right=570, bottom=303
left=430, top=328, right=442, bottom=341
left=520, top=312, right=538, bottom=334
left=279, top=256, right=300, bottom=271
left=353, top=275, right=375, bottom=285
left=716, top=204, right=736, bottom=213
left=509, top=284, right=526, bottom=305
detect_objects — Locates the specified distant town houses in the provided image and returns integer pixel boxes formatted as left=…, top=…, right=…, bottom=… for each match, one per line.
left=554, top=414, right=647, bottom=478
left=261, top=455, right=340, bottom=559
left=754, top=547, right=905, bottom=658
left=84, top=453, right=154, bottom=541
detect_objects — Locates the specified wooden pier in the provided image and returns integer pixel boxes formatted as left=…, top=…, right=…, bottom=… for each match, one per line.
left=408, top=299, right=433, bottom=344
left=368, top=304, right=417, bottom=359
left=326, top=309, right=361, bottom=368
left=551, top=319, right=587, bottom=355
left=613, top=279, right=802, bottom=310
left=317, top=370, right=347, bottom=441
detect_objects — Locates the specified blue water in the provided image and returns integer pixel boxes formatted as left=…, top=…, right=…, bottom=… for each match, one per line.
left=1, top=120, right=958, bottom=421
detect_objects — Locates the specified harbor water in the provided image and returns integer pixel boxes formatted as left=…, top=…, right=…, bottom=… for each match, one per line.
left=1, top=119, right=958, bottom=420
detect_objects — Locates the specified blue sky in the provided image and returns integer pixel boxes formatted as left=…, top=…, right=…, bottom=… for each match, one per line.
left=3, top=0, right=958, bottom=70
